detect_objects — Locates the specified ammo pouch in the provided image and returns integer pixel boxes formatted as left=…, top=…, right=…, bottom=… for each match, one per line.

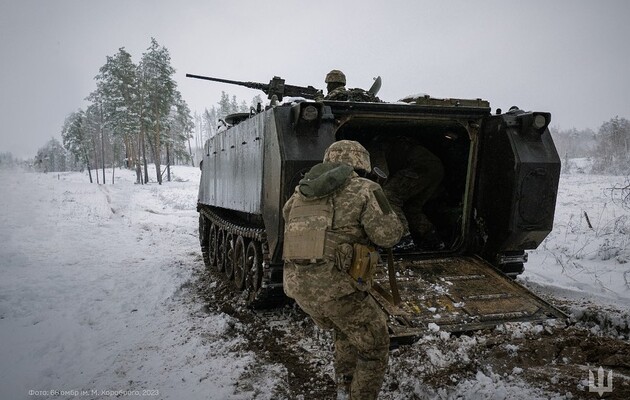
left=349, top=243, right=379, bottom=290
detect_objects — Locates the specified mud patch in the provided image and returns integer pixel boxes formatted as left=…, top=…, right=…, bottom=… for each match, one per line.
left=483, top=324, right=630, bottom=399
left=192, top=266, right=630, bottom=399
left=193, top=267, right=337, bottom=399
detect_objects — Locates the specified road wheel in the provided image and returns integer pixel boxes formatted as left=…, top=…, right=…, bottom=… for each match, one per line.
left=199, top=216, right=211, bottom=268
left=224, top=233, right=235, bottom=280
left=216, top=229, right=226, bottom=273
left=208, top=223, right=218, bottom=269
left=245, top=240, right=263, bottom=297
left=233, top=236, right=248, bottom=290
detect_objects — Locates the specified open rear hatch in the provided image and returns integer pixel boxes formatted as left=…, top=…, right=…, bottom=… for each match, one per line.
left=370, top=256, right=566, bottom=345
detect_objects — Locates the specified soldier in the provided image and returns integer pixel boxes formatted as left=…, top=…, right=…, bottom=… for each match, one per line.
left=324, top=69, right=348, bottom=100
left=282, top=140, right=403, bottom=400
left=324, top=69, right=381, bottom=102
left=369, top=135, right=445, bottom=250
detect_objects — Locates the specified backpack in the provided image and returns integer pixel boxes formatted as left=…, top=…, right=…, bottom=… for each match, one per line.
left=283, top=163, right=353, bottom=261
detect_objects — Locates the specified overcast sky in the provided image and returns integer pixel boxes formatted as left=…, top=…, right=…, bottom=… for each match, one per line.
left=1, top=0, right=629, bottom=158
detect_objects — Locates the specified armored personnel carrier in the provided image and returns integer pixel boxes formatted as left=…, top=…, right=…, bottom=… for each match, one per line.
left=191, top=73, right=564, bottom=343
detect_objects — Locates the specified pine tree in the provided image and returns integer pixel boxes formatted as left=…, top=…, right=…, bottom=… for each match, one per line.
left=62, top=109, right=94, bottom=182
left=217, top=91, right=231, bottom=120
left=94, top=47, right=141, bottom=181
left=85, top=92, right=109, bottom=184
left=139, top=38, right=176, bottom=184
left=250, top=94, right=263, bottom=112
left=230, top=95, right=239, bottom=114
left=239, top=100, right=249, bottom=113
left=203, top=107, right=218, bottom=139
left=171, top=90, right=194, bottom=168
left=35, top=138, right=67, bottom=173
left=83, top=103, right=99, bottom=183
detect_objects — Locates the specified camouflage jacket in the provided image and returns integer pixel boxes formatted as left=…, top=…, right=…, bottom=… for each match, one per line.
left=282, top=163, right=403, bottom=301
left=325, top=86, right=381, bottom=102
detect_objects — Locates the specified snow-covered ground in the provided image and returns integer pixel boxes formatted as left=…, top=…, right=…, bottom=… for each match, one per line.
left=1, top=165, right=628, bottom=399
left=524, top=173, right=630, bottom=332
left=0, top=167, right=283, bottom=400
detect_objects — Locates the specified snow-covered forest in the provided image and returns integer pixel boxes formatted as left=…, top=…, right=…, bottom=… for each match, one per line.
left=8, top=39, right=262, bottom=187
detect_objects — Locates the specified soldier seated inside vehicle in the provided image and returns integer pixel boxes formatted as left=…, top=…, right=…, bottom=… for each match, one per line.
left=367, top=135, right=447, bottom=251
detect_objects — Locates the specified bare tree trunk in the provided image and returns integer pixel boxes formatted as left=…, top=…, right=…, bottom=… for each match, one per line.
left=166, top=143, right=171, bottom=182
left=125, top=135, right=132, bottom=169
left=155, top=135, right=162, bottom=185
left=85, top=155, right=93, bottom=183
left=111, top=143, right=116, bottom=185
left=146, top=127, right=162, bottom=185
left=93, top=136, right=100, bottom=184
left=142, top=130, right=149, bottom=184
left=133, top=134, right=142, bottom=184
left=187, top=135, right=195, bottom=167
left=101, top=126, right=106, bottom=184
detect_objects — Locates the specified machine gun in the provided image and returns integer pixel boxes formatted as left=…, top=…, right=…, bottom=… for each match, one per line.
left=186, top=73, right=321, bottom=102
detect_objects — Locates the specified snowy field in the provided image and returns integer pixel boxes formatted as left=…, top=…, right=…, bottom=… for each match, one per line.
left=0, top=167, right=284, bottom=400
left=0, top=165, right=629, bottom=399
left=525, top=173, right=630, bottom=326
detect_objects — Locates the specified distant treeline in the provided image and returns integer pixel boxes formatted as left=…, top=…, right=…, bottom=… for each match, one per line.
left=552, top=116, right=630, bottom=174
left=0, top=152, right=28, bottom=169
left=189, top=91, right=264, bottom=169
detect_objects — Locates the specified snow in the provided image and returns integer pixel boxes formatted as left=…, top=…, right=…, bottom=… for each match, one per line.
left=1, top=164, right=628, bottom=399
left=522, top=173, right=630, bottom=334
left=446, top=370, right=565, bottom=400
left=0, top=167, right=283, bottom=400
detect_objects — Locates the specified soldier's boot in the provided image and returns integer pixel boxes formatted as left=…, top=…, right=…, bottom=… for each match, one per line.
left=350, top=356, right=387, bottom=400
left=336, top=375, right=352, bottom=400
left=392, top=234, right=416, bottom=252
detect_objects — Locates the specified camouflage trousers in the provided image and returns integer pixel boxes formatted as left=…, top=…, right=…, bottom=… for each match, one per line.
left=289, top=282, right=389, bottom=400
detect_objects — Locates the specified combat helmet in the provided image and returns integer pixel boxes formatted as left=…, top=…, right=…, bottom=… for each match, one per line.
left=325, top=69, right=346, bottom=85
left=323, top=140, right=371, bottom=172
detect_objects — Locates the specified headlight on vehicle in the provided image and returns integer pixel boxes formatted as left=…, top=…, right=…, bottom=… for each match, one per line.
left=302, top=105, right=319, bottom=121
left=532, top=114, right=547, bottom=130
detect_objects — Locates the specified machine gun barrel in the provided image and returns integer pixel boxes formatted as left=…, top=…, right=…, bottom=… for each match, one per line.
left=186, top=74, right=267, bottom=92
left=186, top=73, right=321, bottom=101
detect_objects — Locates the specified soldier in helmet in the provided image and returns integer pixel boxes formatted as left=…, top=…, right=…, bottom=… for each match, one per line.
left=282, top=140, right=403, bottom=400
left=324, top=69, right=348, bottom=100
left=368, top=135, right=445, bottom=251
left=324, top=69, right=381, bottom=102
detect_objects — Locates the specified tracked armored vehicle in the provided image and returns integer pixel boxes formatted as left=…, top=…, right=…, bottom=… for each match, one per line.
left=192, top=74, right=564, bottom=343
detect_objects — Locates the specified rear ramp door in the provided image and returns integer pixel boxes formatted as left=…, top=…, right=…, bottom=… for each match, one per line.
left=370, top=256, right=565, bottom=344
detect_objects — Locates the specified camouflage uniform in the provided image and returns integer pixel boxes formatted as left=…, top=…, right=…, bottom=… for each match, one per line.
left=369, top=137, right=444, bottom=238
left=283, top=140, right=403, bottom=400
left=325, top=85, right=349, bottom=100
left=323, top=69, right=381, bottom=102
left=325, top=87, right=381, bottom=102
